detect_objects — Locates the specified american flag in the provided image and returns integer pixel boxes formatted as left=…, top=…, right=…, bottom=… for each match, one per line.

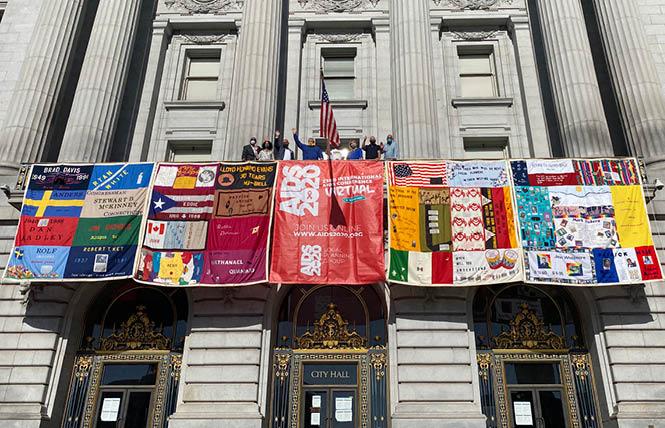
left=320, top=77, right=340, bottom=149
left=389, top=162, right=448, bottom=187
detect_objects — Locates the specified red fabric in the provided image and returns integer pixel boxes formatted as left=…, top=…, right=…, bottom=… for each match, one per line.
left=432, top=251, right=453, bottom=285
left=491, top=187, right=512, bottom=249
left=636, top=245, right=663, bottom=281
left=16, top=216, right=78, bottom=246
left=270, top=161, right=385, bottom=284
left=528, top=173, right=578, bottom=186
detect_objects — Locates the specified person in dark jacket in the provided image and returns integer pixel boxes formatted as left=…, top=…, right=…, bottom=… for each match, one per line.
left=242, top=137, right=258, bottom=161
left=292, top=128, right=323, bottom=160
left=274, top=130, right=295, bottom=160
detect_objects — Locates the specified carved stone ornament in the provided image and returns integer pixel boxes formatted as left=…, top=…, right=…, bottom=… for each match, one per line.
left=298, top=0, right=380, bottom=13
left=439, top=0, right=513, bottom=9
left=451, top=30, right=500, bottom=41
left=175, top=33, right=235, bottom=45
left=295, top=303, right=367, bottom=350
left=492, top=304, right=566, bottom=350
left=308, top=33, right=368, bottom=43
left=165, top=0, right=244, bottom=14
left=100, top=306, right=171, bottom=351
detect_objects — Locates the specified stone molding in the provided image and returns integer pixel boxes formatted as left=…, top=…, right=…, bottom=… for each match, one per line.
left=307, top=32, right=370, bottom=43
left=165, top=0, right=244, bottom=14
left=297, top=0, right=380, bottom=13
left=434, top=0, right=513, bottom=9
left=173, top=33, right=236, bottom=44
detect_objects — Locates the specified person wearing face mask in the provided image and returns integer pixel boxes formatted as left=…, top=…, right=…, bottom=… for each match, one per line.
left=347, top=139, right=363, bottom=160
left=382, top=134, right=399, bottom=160
left=257, top=139, right=274, bottom=161
left=242, top=137, right=259, bottom=161
left=292, top=128, right=323, bottom=160
left=273, top=130, right=295, bottom=160
left=362, top=135, right=381, bottom=160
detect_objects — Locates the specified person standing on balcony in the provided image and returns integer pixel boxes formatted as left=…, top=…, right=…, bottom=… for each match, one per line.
left=293, top=128, right=323, bottom=160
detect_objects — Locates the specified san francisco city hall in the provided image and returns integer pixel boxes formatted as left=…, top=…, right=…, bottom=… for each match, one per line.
left=0, top=0, right=664, bottom=427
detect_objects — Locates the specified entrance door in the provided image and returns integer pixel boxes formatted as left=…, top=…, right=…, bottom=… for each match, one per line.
left=303, top=389, right=356, bottom=428
left=92, top=363, right=158, bottom=428
left=504, top=361, right=569, bottom=428
left=301, top=363, right=359, bottom=428
left=509, top=389, right=568, bottom=428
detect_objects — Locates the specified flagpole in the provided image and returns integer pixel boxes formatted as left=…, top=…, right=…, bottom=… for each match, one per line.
left=321, top=68, right=331, bottom=158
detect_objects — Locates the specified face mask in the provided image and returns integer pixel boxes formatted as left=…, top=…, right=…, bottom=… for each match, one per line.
left=250, top=141, right=257, bottom=146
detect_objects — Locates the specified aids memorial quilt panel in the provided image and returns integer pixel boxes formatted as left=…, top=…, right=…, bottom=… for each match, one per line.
left=4, top=163, right=154, bottom=282
left=270, top=161, right=385, bottom=284
left=511, top=158, right=662, bottom=285
left=135, top=162, right=276, bottom=287
left=387, top=160, right=523, bottom=286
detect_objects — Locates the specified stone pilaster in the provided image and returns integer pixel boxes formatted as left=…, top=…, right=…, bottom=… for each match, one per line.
left=390, top=0, right=439, bottom=158
left=593, top=0, right=665, bottom=176
left=535, top=0, right=612, bottom=157
left=226, top=0, right=283, bottom=159
left=129, top=20, right=172, bottom=162
left=373, top=18, right=393, bottom=142
left=282, top=18, right=305, bottom=135
left=58, top=0, right=144, bottom=162
left=0, top=0, right=84, bottom=174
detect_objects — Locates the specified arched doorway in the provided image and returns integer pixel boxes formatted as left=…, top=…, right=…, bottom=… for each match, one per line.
left=270, top=285, right=388, bottom=428
left=62, top=283, right=188, bottom=428
left=473, top=284, right=601, bottom=428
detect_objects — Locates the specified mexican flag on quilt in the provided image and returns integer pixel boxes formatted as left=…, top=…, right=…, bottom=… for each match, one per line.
left=387, top=160, right=523, bottom=286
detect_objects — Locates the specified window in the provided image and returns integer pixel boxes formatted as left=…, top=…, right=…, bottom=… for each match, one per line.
left=458, top=48, right=497, bottom=97
left=180, top=52, right=220, bottom=100
left=463, top=138, right=508, bottom=159
left=167, top=141, right=212, bottom=161
left=322, top=48, right=356, bottom=99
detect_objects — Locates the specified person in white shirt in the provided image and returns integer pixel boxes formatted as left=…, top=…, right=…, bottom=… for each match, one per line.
left=257, top=140, right=274, bottom=161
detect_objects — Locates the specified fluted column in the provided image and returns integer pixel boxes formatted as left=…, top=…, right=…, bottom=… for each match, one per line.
left=535, top=0, right=612, bottom=157
left=227, top=0, right=282, bottom=159
left=58, top=0, right=143, bottom=162
left=0, top=0, right=85, bottom=174
left=593, top=0, right=665, bottom=175
left=390, top=0, right=439, bottom=158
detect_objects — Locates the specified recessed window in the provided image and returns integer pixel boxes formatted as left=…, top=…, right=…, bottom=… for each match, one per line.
left=166, top=141, right=213, bottom=162
left=463, top=138, right=508, bottom=159
left=458, top=47, right=498, bottom=98
left=180, top=52, right=220, bottom=101
left=322, top=48, right=356, bottom=100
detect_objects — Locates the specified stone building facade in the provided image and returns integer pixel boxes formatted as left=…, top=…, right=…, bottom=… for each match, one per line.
left=0, top=0, right=663, bottom=427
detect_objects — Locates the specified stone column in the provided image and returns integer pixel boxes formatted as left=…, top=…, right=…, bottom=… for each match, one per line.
left=535, top=0, right=612, bottom=157
left=593, top=0, right=665, bottom=175
left=0, top=0, right=84, bottom=174
left=390, top=0, right=439, bottom=158
left=58, top=0, right=144, bottom=162
left=226, top=0, right=283, bottom=159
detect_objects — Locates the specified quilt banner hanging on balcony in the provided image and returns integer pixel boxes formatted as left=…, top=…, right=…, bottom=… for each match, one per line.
left=511, top=158, right=663, bottom=285
left=135, top=162, right=276, bottom=286
left=270, top=160, right=385, bottom=284
left=387, top=160, right=523, bottom=286
left=3, top=163, right=155, bottom=282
